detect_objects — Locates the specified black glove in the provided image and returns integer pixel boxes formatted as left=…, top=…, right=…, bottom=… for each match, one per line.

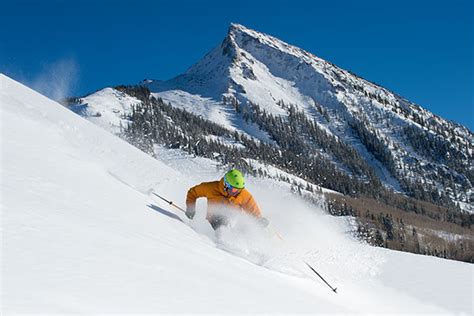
left=257, top=217, right=269, bottom=228
left=185, top=207, right=195, bottom=220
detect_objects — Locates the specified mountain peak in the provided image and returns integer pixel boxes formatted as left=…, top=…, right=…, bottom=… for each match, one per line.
left=228, top=23, right=264, bottom=37
left=226, top=23, right=275, bottom=48
left=221, top=26, right=239, bottom=60
left=224, top=23, right=317, bottom=65
left=222, top=23, right=262, bottom=59
left=228, top=23, right=249, bottom=34
left=222, top=23, right=283, bottom=64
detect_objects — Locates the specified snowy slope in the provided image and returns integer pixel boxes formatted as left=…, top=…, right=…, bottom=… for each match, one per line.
left=69, top=87, right=141, bottom=134
left=2, top=74, right=472, bottom=314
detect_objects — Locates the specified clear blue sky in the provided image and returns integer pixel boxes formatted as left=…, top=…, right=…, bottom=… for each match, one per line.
left=1, top=0, right=472, bottom=130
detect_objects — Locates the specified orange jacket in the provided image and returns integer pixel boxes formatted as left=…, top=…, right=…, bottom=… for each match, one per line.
left=186, top=179, right=262, bottom=218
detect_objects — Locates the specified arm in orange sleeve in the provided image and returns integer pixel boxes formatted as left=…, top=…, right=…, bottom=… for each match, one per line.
left=186, top=182, right=215, bottom=213
left=241, top=191, right=262, bottom=218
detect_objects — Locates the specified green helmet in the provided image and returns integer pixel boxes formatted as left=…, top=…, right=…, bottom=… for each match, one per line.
left=224, top=169, right=245, bottom=189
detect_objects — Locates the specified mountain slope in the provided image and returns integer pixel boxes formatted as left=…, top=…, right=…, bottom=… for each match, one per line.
left=2, top=75, right=472, bottom=314
left=143, top=23, right=473, bottom=212
left=69, top=87, right=140, bottom=133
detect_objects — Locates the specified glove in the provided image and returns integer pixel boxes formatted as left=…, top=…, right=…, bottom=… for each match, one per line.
left=185, top=207, right=195, bottom=220
left=257, top=217, right=269, bottom=228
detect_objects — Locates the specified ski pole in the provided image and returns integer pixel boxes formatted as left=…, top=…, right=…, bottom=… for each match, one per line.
left=304, top=262, right=337, bottom=293
left=271, top=227, right=338, bottom=294
left=152, top=192, right=186, bottom=213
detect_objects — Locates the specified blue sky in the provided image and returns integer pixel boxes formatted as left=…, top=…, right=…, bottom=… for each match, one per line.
left=1, top=0, right=472, bottom=130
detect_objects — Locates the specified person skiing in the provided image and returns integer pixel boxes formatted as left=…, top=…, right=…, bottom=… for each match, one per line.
left=186, top=169, right=269, bottom=230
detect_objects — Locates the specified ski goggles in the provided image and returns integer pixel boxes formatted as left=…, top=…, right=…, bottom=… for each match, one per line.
left=224, top=178, right=242, bottom=196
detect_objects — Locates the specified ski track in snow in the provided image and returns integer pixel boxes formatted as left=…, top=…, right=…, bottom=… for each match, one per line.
left=1, top=74, right=473, bottom=314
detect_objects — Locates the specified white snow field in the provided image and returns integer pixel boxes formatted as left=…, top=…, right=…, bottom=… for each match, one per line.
left=1, top=73, right=472, bottom=314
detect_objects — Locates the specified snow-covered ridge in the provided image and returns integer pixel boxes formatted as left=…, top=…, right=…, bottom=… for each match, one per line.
left=68, top=87, right=141, bottom=134
left=2, top=74, right=472, bottom=314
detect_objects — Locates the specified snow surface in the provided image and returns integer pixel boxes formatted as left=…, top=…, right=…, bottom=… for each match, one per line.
left=1, top=73, right=473, bottom=314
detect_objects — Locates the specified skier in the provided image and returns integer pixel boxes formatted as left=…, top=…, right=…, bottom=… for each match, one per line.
left=186, top=169, right=269, bottom=230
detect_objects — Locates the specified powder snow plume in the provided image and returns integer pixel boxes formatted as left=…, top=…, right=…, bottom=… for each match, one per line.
left=32, top=58, right=79, bottom=102
left=187, top=175, right=386, bottom=283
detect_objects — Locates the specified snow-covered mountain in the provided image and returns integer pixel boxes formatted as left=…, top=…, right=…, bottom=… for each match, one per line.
left=2, top=73, right=473, bottom=314
left=63, top=24, right=473, bottom=262
left=67, top=24, right=473, bottom=213
left=141, top=23, right=472, bottom=212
